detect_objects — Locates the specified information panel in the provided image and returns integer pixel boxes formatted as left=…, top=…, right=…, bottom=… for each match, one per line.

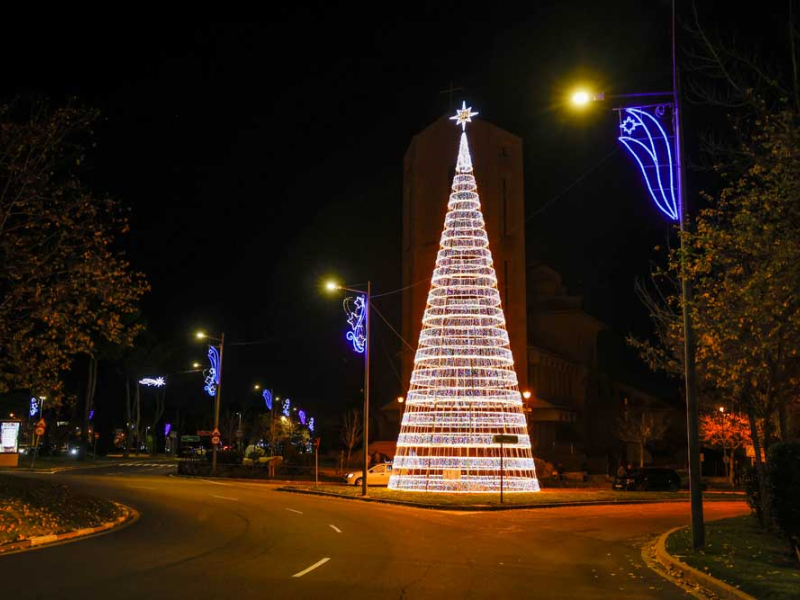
left=1, top=422, right=20, bottom=453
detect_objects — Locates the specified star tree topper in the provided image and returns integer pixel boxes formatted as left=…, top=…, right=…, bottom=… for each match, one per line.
left=449, top=101, right=479, bottom=130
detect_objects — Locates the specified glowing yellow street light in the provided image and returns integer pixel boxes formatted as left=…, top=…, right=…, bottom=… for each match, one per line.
left=719, top=406, right=725, bottom=413
left=397, top=396, right=404, bottom=404
left=195, top=331, right=206, bottom=340
left=571, top=90, right=591, bottom=106
left=254, top=384, right=261, bottom=390
left=324, top=280, right=340, bottom=292
left=192, top=362, right=201, bottom=368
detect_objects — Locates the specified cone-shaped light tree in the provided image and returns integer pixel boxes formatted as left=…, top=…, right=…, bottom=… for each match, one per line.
left=389, top=104, right=539, bottom=493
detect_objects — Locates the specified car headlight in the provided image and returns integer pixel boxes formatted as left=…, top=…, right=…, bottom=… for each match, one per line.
left=70, top=448, right=78, bottom=455
left=346, top=473, right=354, bottom=478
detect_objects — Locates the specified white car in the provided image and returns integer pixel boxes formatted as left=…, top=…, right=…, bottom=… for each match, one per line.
left=344, top=462, right=393, bottom=486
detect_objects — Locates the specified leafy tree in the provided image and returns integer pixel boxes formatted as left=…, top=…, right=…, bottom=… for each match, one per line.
left=0, top=102, right=148, bottom=401
left=616, top=410, right=670, bottom=468
left=699, top=410, right=751, bottom=486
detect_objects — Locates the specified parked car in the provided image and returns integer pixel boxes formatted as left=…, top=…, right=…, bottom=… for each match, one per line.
left=344, top=462, right=393, bottom=486
left=613, top=467, right=680, bottom=492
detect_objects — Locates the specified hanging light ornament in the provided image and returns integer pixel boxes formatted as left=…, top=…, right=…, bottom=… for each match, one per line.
left=389, top=103, right=539, bottom=493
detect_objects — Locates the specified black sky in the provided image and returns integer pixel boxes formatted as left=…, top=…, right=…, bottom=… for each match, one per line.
left=1, top=2, right=781, bottom=429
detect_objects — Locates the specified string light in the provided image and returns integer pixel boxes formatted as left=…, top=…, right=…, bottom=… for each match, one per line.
left=29, top=398, right=39, bottom=417
left=617, top=105, right=679, bottom=221
left=299, top=410, right=307, bottom=426
left=389, top=105, right=539, bottom=494
left=262, top=389, right=273, bottom=410
left=308, top=417, right=315, bottom=433
left=283, top=399, right=291, bottom=417
left=344, top=295, right=367, bottom=353
left=139, top=377, right=166, bottom=387
left=204, top=346, right=220, bottom=397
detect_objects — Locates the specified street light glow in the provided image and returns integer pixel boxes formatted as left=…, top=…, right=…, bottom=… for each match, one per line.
left=195, top=331, right=206, bottom=340
left=397, top=396, right=404, bottom=403
left=522, top=391, right=532, bottom=400
left=571, top=90, right=591, bottom=106
left=254, top=384, right=261, bottom=390
left=325, top=280, right=339, bottom=292
left=719, top=406, right=725, bottom=413
left=192, top=362, right=201, bottom=368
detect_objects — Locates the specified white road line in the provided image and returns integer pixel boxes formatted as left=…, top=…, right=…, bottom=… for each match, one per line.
left=285, top=508, right=303, bottom=515
left=197, top=478, right=232, bottom=486
left=329, top=524, right=342, bottom=533
left=210, top=494, right=239, bottom=501
left=126, top=485, right=155, bottom=490
left=292, top=557, right=330, bottom=578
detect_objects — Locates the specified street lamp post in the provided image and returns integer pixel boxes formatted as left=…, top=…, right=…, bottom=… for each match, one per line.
left=197, top=331, right=225, bottom=474
left=568, top=2, right=704, bottom=550
left=326, top=279, right=371, bottom=497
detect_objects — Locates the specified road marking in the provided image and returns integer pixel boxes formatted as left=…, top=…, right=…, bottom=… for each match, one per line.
left=286, top=508, right=303, bottom=515
left=292, top=557, right=330, bottom=578
left=329, top=524, right=342, bottom=533
left=210, top=494, right=239, bottom=501
left=126, top=485, right=155, bottom=490
left=197, top=478, right=232, bottom=486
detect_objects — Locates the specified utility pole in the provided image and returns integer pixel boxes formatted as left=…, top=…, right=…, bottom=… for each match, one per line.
left=362, top=280, right=371, bottom=497
left=212, top=332, right=225, bottom=475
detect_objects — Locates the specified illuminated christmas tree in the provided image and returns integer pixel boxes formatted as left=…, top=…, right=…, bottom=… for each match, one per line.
left=389, top=104, right=539, bottom=493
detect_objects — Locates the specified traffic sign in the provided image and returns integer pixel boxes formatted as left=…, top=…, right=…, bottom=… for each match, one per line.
left=197, top=430, right=213, bottom=436
left=35, top=425, right=45, bottom=437
left=36, top=418, right=46, bottom=428
left=94, top=432, right=100, bottom=440
left=313, top=438, right=321, bottom=449
left=212, top=428, right=220, bottom=437
left=493, top=434, right=518, bottom=444
left=211, top=435, right=220, bottom=445
left=181, top=435, right=200, bottom=442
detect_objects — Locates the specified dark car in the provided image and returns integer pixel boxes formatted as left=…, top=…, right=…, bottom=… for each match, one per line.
left=613, top=467, right=680, bottom=491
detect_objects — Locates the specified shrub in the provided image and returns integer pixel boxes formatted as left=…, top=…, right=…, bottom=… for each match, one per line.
left=766, top=441, right=800, bottom=561
left=743, top=464, right=762, bottom=521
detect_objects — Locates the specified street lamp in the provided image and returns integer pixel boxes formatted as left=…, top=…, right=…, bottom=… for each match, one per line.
left=325, top=278, right=372, bottom=497
left=522, top=390, right=532, bottom=400
left=195, top=330, right=225, bottom=474
left=565, top=3, right=704, bottom=550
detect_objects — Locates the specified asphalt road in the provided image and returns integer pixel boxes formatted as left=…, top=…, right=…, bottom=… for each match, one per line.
left=0, top=463, right=748, bottom=599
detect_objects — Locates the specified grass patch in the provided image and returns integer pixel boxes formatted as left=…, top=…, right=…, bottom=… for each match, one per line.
left=666, top=515, right=800, bottom=600
left=287, top=484, right=743, bottom=507
left=0, top=475, right=123, bottom=544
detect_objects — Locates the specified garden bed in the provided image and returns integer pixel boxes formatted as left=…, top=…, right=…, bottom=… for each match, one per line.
left=0, top=475, right=124, bottom=545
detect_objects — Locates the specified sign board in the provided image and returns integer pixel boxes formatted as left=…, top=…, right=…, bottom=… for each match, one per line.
left=35, top=426, right=45, bottom=437
left=37, top=418, right=46, bottom=429
left=493, top=434, right=518, bottom=444
left=1, top=422, right=20, bottom=453
left=212, top=428, right=220, bottom=437
left=197, top=430, right=213, bottom=437
left=181, top=435, right=201, bottom=442
left=211, top=435, right=220, bottom=445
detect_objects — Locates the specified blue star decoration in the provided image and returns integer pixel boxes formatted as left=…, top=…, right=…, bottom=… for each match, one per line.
left=450, top=101, right=479, bottom=131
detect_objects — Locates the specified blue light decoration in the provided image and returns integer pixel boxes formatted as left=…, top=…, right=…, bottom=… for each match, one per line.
left=262, top=389, right=273, bottom=411
left=88, top=410, right=94, bottom=421
left=204, top=345, right=220, bottom=397
left=298, top=410, right=307, bottom=426
left=283, top=399, right=291, bottom=417
left=308, top=417, right=315, bottom=433
left=343, top=295, right=367, bottom=353
left=139, top=376, right=166, bottom=387
left=617, top=105, right=679, bottom=221
left=164, top=423, right=171, bottom=437
left=29, top=398, right=39, bottom=417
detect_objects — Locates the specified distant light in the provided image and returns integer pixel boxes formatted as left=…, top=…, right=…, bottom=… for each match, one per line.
left=719, top=406, right=725, bottom=413
left=192, top=362, right=201, bottom=368
left=280, top=416, right=287, bottom=422
left=139, top=377, right=166, bottom=387
left=522, top=391, right=532, bottom=400
left=195, top=331, right=206, bottom=339
left=397, top=396, right=404, bottom=404
left=571, top=90, right=590, bottom=106
left=70, top=448, right=78, bottom=455
left=325, top=281, right=339, bottom=291
left=254, top=384, right=261, bottom=390
left=9, top=413, right=14, bottom=418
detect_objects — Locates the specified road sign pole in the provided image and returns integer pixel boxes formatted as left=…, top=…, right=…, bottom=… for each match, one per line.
left=315, top=441, right=319, bottom=486
left=30, top=433, right=39, bottom=469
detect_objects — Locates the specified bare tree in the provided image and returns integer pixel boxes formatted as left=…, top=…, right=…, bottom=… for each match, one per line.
left=340, top=409, right=362, bottom=469
left=617, top=411, right=670, bottom=468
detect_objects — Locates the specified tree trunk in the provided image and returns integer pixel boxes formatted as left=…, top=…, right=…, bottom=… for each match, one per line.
left=83, top=356, right=97, bottom=447
left=778, top=396, right=788, bottom=442
left=746, top=403, right=771, bottom=526
left=639, top=441, right=645, bottom=468
left=347, top=446, right=353, bottom=469
left=124, top=378, right=131, bottom=459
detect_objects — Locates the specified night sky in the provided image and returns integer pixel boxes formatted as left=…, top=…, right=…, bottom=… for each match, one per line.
left=1, top=3, right=783, bottom=434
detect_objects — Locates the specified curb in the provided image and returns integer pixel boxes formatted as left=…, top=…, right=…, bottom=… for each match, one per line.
left=654, top=526, right=757, bottom=600
left=274, top=487, right=743, bottom=512
left=0, top=502, right=139, bottom=555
